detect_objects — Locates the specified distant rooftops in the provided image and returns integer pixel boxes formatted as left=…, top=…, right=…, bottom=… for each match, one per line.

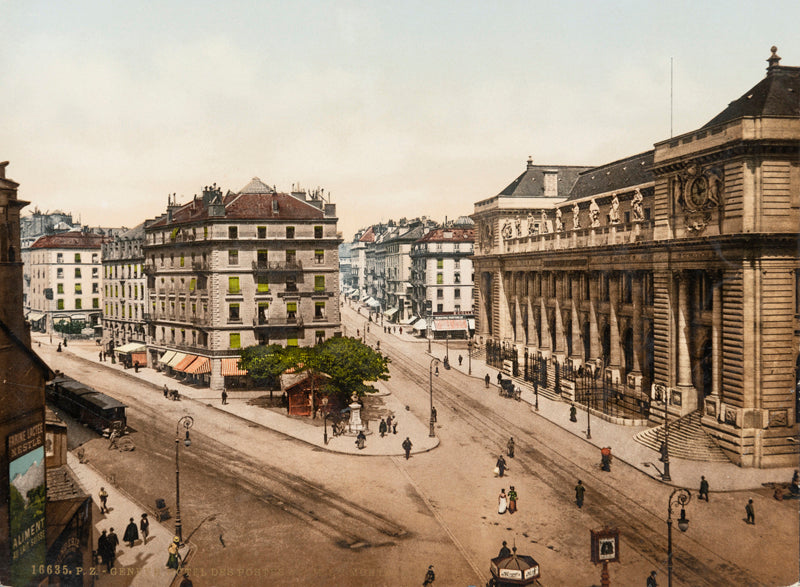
left=30, top=231, right=108, bottom=249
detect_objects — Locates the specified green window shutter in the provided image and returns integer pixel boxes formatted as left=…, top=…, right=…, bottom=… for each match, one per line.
left=75, top=299, right=82, bottom=309
left=437, top=259, right=443, bottom=269
left=257, top=277, right=269, bottom=292
left=228, top=276, right=240, bottom=293
left=286, top=302, right=297, bottom=313
left=57, top=284, right=63, bottom=294
left=75, top=283, right=82, bottom=293
left=57, top=299, right=64, bottom=310
left=203, top=226, right=208, bottom=239
left=93, top=298, right=99, bottom=308
left=180, top=255, right=185, bottom=267
left=258, top=302, right=269, bottom=309
left=230, top=333, right=241, bottom=349
left=314, top=276, right=325, bottom=291
left=437, top=273, right=443, bottom=284
left=171, top=227, right=179, bottom=240
left=190, top=278, right=196, bottom=291
left=287, top=337, right=298, bottom=347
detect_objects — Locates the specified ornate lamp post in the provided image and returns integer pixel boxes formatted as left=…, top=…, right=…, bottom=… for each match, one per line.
left=175, top=415, right=194, bottom=543
left=322, top=397, right=330, bottom=445
left=429, top=358, right=440, bottom=437
left=667, top=488, right=691, bottom=587
left=661, top=389, right=672, bottom=482
left=467, top=339, right=473, bottom=375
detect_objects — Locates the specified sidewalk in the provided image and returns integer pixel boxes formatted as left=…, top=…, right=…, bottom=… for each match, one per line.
left=66, top=451, right=187, bottom=586
left=40, top=335, right=438, bottom=458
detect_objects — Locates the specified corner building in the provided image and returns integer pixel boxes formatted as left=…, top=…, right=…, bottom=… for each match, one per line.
left=143, top=179, right=341, bottom=391
left=471, top=49, right=799, bottom=468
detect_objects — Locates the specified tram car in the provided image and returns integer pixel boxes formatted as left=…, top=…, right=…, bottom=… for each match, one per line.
left=46, top=375, right=127, bottom=433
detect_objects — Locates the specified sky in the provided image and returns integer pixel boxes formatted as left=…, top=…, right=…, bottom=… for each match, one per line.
left=2, top=1, right=799, bottom=240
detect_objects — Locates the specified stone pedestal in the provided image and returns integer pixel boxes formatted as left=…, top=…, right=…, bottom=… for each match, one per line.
left=346, top=401, right=369, bottom=435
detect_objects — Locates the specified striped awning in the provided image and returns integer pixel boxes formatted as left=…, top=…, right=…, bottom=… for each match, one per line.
left=173, top=354, right=199, bottom=372
left=432, top=318, right=469, bottom=331
left=167, top=352, right=188, bottom=368
left=184, top=356, right=211, bottom=375
left=222, top=358, right=247, bottom=376
left=159, top=350, right=176, bottom=364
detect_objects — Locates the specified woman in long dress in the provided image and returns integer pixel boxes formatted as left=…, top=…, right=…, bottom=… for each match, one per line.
left=498, top=488, right=508, bottom=514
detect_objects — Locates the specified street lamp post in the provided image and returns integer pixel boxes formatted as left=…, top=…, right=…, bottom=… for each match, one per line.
left=661, top=390, right=672, bottom=482
left=585, top=368, right=592, bottom=439
left=445, top=333, right=450, bottom=363
left=429, top=358, right=440, bottom=437
left=322, top=397, right=329, bottom=445
left=467, top=339, right=472, bottom=375
left=174, top=415, right=194, bottom=543
left=667, top=488, right=691, bottom=587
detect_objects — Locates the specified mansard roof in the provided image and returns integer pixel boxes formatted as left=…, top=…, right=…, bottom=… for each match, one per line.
left=498, top=159, right=590, bottom=198
left=703, top=50, right=800, bottom=128
left=567, top=150, right=654, bottom=201
left=30, top=231, right=108, bottom=249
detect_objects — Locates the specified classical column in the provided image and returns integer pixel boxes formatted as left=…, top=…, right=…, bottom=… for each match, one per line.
left=553, top=272, right=565, bottom=355
left=608, top=272, right=621, bottom=368
left=711, top=272, right=722, bottom=398
left=675, top=271, right=693, bottom=388
left=526, top=278, right=538, bottom=349
left=630, top=272, right=643, bottom=375
left=478, top=272, right=491, bottom=337
left=514, top=274, right=525, bottom=344
left=540, top=297, right=551, bottom=357
left=571, top=297, right=582, bottom=361
left=588, top=273, right=601, bottom=361
left=497, top=271, right=514, bottom=342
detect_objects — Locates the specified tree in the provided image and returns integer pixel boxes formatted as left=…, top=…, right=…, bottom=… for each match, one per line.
left=312, top=336, right=390, bottom=401
left=238, top=344, right=289, bottom=399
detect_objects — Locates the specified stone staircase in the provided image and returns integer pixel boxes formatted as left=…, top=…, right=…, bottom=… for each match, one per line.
left=633, top=411, right=731, bottom=462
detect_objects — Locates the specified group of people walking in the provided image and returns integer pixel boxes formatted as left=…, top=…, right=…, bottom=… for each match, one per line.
left=95, top=487, right=150, bottom=572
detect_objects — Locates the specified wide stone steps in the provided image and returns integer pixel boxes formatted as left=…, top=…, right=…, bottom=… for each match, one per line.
left=633, top=412, right=731, bottom=462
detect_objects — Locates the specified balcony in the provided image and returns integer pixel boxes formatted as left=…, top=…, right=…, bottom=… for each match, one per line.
left=498, top=221, right=656, bottom=255
left=252, top=260, right=303, bottom=274
left=192, top=261, right=210, bottom=272
left=253, top=315, right=304, bottom=328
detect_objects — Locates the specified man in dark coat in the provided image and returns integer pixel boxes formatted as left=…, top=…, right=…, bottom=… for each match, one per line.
left=498, top=541, right=511, bottom=558
left=570, top=403, right=577, bottom=422
left=485, top=373, right=490, bottom=388
left=140, top=513, right=150, bottom=544
left=107, top=527, right=119, bottom=560
left=745, top=499, right=755, bottom=524
left=699, top=476, right=709, bottom=501
left=496, top=455, right=507, bottom=477
left=402, top=437, right=412, bottom=459
left=379, top=418, right=387, bottom=437
left=575, top=480, right=586, bottom=508
left=423, top=565, right=435, bottom=586
left=123, top=517, right=139, bottom=547
left=647, top=570, right=658, bottom=587
left=98, top=530, right=113, bottom=572
left=179, top=572, right=194, bottom=587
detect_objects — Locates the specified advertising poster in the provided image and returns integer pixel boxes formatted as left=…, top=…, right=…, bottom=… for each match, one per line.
left=9, top=427, right=46, bottom=587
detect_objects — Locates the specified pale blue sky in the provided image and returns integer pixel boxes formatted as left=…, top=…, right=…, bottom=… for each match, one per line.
left=2, top=1, right=798, bottom=238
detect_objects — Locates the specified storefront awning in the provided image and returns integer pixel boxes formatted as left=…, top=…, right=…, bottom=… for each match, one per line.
left=184, top=356, right=211, bottom=375
left=222, top=358, right=247, bottom=376
left=159, top=350, right=177, bottom=364
left=412, top=318, right=429, bottom=331
left=363, top=296, right=375, bottom=304
left=26, top=312, right=45, bottom=322
left=401, top=315, right=418, bottom=325
left=468, top=318, right=475, bottom=330
left=384, top=307, right=399, bottom=318
left=432, top=318, right=469, bottom=332
left=167, top=352, right=188, bottom=368
left=130, top=352, right=147, bottom=366
left=349, top=290, right=360, bottom=299
left=173, top=354, right=199, bottom=372
left=71, top=314, right=86, bottom=321
left=114, top=342, right=146, bottom=354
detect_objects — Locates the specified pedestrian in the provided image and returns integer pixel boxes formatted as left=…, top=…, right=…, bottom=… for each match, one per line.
left=107, top=527, right=119, bottom=562
left=166, top=536, right=182, bottom=569
left=497, top=372, right=502, bottom=385
left=140, top=513, right=150, bottom=544
left=570, top=403, right=577, bottom=422
left=485, top=373, right=490, bottom=388
left=699, top=476, right=709, bottom=502
left=99, top=486, right=109, bottom=513
left=431, top=406, right=437, bottom=423
left=179, top=572, right=194, bottom=587
left=458, top=354, right=463, bottom=366
left=647, top=570, right=658, bottom=587
left=423, top=565, right=436, bottom=586
left=402, top=437, right=412, bottom=459
left=98, top=529, right=113, bottom=572
left=123, top=517, right=139, bottom=547
left=57, top=342, right=62, bottom=352
left=498, top=541, right=511, bottom=558
left=386, top=414, right=393, bottom=432
left=745, top=499, right=755, bottom=524
left=134, top=361, right=140, bottom=373
left=392, top=420, right=398, bottom=434
left=379, top=418, right=387, bottom=437
left=507, top=486, right=518, bottom=514
left=163, top=384, right=169, bottom=398
left=575, top=480, right=585, bottom=508
left=356, top=430, right=366, bottom=450
left=495, top=454, right=507, bottom=477
left=600, top=447, right=612, bottom=472
left=99, top=351, right=103, bottom=362
left=498, top=488, right=508, bottom=514
left=507, top=437, right=515, bottom=458
left=221, top=388, right=228, bottom=405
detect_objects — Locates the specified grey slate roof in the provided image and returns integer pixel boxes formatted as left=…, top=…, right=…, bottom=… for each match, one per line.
left=567, top=151, right=654, bottom=201
left=703, top=63, right=800, bottom=129
left=238, top=177, right=275, bottom=194
left=498, top=159, right=591, bottom=199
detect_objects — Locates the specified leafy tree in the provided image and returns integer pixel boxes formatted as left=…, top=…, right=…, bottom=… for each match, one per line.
left=238, top=344, right=289, bottom=399
left=312, top=336, right=390, bottom=401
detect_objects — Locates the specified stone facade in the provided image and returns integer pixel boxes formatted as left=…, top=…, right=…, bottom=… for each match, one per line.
left=471, top=49, right=800, bottom=468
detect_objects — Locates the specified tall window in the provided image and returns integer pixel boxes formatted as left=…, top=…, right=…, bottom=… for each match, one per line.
left=74, top=253, right=81, bottom=263
left=315, top=301, right=325, bottom=319
left=286, top=302, right=297, bottom=319
left=437, top=273, right=443, bottom=284
left=75, top=299, right=82, bottom=309
left=75, top=268, right=81, bottom=278
left=57, top=299, right=64, bottom=309
left=229, top=333, right=241, bottom=349
left=228, top=276, right=240, bottom=294
left=315, top=250, right=324, bottom=264
left=437, top=259, right=444, bottom=269
left=229, top=303, right=241, bottom=322
left=286, top=226, right=295, bottom=239
left=257, top=277, right=269, bottom=293
left=75, top=283, right=82, bottom=294
left=57, top=283, right=64, bottom=294
left=257, top=226, right=267, bottom=239
left=314, top=226, right=323, bottom=239
left=57, top=268, right=63, bottom=278
left=228, top=250, right=238, bottom=265
left=228, top=226, right=238, bottom=239
left=314, top=276, right=325, bottom=292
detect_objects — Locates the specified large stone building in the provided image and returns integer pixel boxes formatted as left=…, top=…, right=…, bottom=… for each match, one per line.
left=471, top=48, right=799, bottom=468
left=143, top=179, right=341, bottom=390
left=28, top=231, right=108, bottom=334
